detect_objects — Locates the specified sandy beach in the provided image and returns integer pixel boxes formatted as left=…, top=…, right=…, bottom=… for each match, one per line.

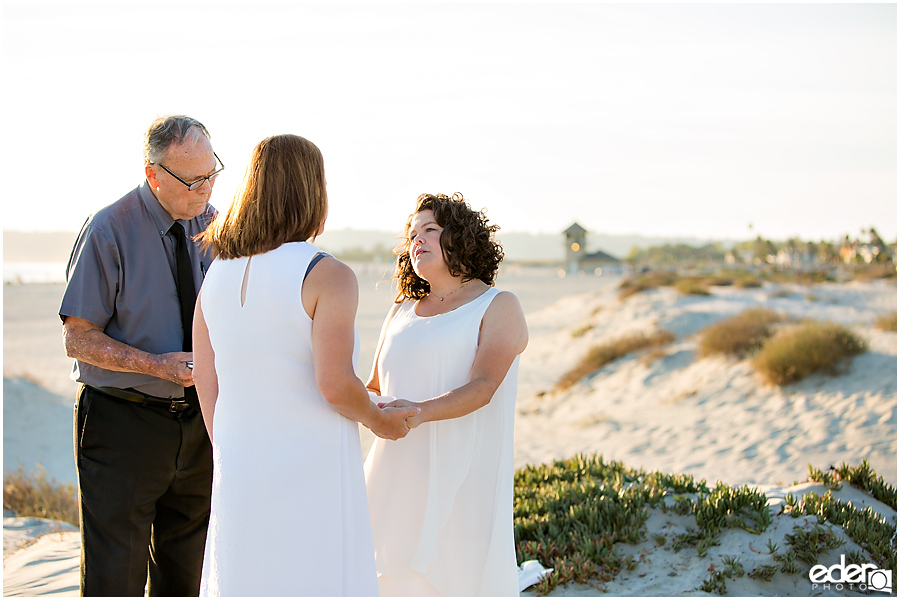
left=3, top=272, right=896, bottom=596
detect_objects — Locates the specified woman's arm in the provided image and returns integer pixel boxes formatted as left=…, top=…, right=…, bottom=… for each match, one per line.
left=384, top=291, right=528, bottom=427
left=192, top=291, right=218, bottom=441
left=305, top=257, right=418, bottom=440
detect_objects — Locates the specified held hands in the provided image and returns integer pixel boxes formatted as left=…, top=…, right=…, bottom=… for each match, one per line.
left=157, top=351, right=194, bottom=387
left=379, top=399, right=425, bottom=430
left=372, top=404, right=421, bottom=441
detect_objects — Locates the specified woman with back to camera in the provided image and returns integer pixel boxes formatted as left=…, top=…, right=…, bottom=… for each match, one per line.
left=364, top=192, right=529, bottom=596
left=191, top=134, right=419, bottom=596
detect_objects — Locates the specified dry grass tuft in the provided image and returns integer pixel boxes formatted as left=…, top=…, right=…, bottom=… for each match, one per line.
left=571, top=324, right=594, bottom=339
left=766, top=270, right=833, bottom=285
left=556, top=330, right=676, bottom=391
left=733, top=275, right=763, bottom=288
left=703, top=276, right=735, bottom=287
left=617, top=272, right=678, bottom=300
left=4, top=466, right=78, bottom=526
left=875, top=311, right=897, bottom=332
left=752, top=321, right=868, bottom=385
left=698, top=307, right=785, bottom=359
left=852, top=263, right=897, bottom=281
left=673, top=279, right=711, bottom=296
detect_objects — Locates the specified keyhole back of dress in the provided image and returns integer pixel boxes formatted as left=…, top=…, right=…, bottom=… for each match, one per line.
left=240, top=257, right=252, bottom=307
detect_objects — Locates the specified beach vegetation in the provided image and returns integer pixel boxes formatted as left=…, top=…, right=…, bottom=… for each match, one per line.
left=782, top=523, right=844, bottom=565
left=851, top=262, right=897, bottom=281
left=555, top=330, right=676, bottom=391
left=515, top=455, right=896, bottom=594
left=806, top=464, right=842, bottom=491
left=622, top=229, right=896, bottom=291
left=570, top=323, right=594, bottom=338
left=3, top=465, right=78, bottom=527
left=617, top=271, right=678, bottom=300
left=626, top=243, right=727, bottom=268
left=697, top=307, right=785, bottom=358
left=747, top=564, right=777, bottom=581
left=773, top=551, right=804, bottom=574
left=751, top=321, right=867, bottom=385
left=875, top=310, right=897, bottom=331
left=765, top=269, right=833, bottom=285
left=733, top=275, right=763, bottom=288
left=700, top=555, right=746, bottom=593
left=805, top=460, right=896, bottom=511
left=673, top=278, right=711, bottom=295
left=833, top=460, right=897, bottom=510
left=783, top=490, right=896, bottom=577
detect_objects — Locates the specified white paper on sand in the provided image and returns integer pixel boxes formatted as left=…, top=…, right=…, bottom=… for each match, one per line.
left=518, top=559, right=553, bottom=591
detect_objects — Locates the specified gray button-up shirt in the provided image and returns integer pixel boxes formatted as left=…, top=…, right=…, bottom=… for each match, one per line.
left=60, top=181, right=216, bottom=398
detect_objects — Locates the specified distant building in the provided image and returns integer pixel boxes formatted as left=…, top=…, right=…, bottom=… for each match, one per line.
left=563, top=222, right=621, bottom=274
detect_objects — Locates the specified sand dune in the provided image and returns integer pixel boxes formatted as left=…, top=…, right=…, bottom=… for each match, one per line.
left=3, top=278, right=896, bottom=596
left=515, top=280, right=897, bottom=488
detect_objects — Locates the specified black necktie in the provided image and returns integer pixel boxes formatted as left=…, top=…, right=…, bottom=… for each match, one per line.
left=170, top=222, right=199, bottom=410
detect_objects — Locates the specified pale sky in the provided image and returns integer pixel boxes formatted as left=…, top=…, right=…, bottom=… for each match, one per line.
left=3, top=2, right=897, bottom=243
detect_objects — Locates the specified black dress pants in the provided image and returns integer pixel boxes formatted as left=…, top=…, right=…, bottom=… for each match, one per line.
left=74, top=385, right=213, bottom=597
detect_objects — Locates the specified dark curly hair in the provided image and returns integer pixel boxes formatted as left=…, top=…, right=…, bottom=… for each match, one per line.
left=395, top=193, right=505, bottom=301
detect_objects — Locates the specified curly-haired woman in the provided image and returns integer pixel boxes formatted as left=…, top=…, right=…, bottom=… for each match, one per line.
left=363, top=193, right=528, bottom=596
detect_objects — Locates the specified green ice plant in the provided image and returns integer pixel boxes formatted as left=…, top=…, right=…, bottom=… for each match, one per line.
left=514, top=455, right=896, bottom=595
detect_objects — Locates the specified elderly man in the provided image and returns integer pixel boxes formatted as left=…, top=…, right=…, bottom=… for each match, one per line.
left=60, top=115, right=220, bottom=596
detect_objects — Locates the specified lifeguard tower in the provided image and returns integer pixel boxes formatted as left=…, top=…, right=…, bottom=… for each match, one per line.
left=563, top=223, right=587, bottom=274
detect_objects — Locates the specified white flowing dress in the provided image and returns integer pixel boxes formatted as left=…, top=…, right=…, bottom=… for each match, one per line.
left=199, top=242, right=378, bottom=597
left=364, top=287, right=520, bottom=596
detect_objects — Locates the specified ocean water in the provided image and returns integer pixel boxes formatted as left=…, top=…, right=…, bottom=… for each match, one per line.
left=3, top=262, right=69, bottom=285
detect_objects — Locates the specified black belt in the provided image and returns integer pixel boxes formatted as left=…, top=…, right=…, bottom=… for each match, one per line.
left=90, top=386, right=193, bottom=413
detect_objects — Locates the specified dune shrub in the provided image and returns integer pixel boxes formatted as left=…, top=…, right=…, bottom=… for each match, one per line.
left=767, top=270, right=833, bottom=285
left=556, top=330, right=676, bottom=391
left=751, top=321, right=867, bottom=385
left=697, top=307, right=785, bottom=358
left=673, top=279, right=711, bottom=296
left=618, top=272, right=678, bottom=300
left=570, top=324, right=594, bottom=339
left=702, top=276, right=734, bottom=287
left=852, top=263, right=897, bottom=281
left=733, top=275, right=763, bottom=288
left=875, top=311, right=897, bottom=332
left=3, top=466, right=78, bottom=526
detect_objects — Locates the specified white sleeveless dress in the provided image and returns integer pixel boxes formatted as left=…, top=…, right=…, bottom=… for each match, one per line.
left=363, top=287, right=520, bottom=596
left=198, top=242, right=378, bottom=597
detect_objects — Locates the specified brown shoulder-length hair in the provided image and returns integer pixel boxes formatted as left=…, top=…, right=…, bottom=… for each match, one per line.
left=395, top=193, right=504, bottom=301
left=199, top=134, right=327, bottom=259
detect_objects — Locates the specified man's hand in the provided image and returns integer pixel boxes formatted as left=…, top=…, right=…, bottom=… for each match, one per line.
left=156, top=352, right=194, bottom=386
left=63, top=316, right=193, bottom=386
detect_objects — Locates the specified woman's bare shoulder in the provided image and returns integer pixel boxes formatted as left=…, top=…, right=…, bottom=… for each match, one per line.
left=303, top=256, right=359, bottom=304
left=488, top=289, right=524, bottom=313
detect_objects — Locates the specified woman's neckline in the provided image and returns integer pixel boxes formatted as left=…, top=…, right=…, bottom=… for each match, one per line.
left=412, top=286, right=495, bottom=318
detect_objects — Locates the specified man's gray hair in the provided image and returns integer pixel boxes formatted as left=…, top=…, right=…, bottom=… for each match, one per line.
left=143, top=115, right=211, bottom=165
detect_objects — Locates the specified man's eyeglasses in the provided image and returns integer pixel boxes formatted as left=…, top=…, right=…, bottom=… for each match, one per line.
left=152, top=152, right=224, bottom=191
